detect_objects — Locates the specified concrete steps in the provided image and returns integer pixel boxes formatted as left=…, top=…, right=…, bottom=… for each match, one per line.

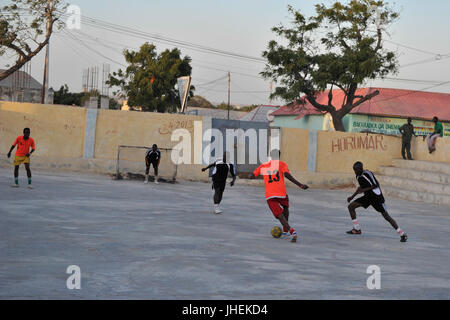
left=378, top=166, right=450, bottom=185
left=377, top=159, right=450, bottom=207
left=391, top=159, right=450, bottom=175
left=382, top=186, right=450, bottom=207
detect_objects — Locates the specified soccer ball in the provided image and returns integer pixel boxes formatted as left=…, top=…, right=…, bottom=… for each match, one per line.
left=271, top=226, right=283, bottom=238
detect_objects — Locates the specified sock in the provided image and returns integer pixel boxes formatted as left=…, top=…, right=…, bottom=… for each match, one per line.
left=283, top=226, right=289, bottom=233
left=15, top=177, right=19, bottom=185
left=28, top=177, right=32, bottom=185
left=397, top=228, right=405, bottom=236
left=352, top=219, right=361, bottom=231
left=289, top=228, right=297, bottom=236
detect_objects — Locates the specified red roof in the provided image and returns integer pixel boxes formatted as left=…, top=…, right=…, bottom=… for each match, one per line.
left=271, top=88, right=450, bottom=122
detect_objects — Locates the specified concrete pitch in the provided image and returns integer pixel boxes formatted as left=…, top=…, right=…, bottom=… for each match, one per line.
left=0, top=167, right=449, bottom=299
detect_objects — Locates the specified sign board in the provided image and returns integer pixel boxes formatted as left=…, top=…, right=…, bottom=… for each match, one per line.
left=177, top=76, right=192, bottom=114
left=349, top=114, right=449, bottom=137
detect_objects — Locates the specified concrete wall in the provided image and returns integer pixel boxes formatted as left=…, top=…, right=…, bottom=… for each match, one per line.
left=279, top=127, right=449, bottom=175
left=1, top=101, right=448, bottom=186
left=280, top=127, right=308, bottom=172
left=272, top=114, right=325, bottom=130
left=0, top=101, right=206, bottom=181
left=0, top=101, right=86, bottom=158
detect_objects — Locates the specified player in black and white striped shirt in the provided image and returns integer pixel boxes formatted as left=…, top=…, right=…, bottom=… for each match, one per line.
left=145, top=144, right=161, bottom=184
left=202, top=152, right=236, bottom=214
left=347, top=161, right=408, bottom=242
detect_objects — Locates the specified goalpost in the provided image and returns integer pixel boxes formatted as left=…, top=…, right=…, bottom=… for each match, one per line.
left=114, top=145, right=178, bottom=182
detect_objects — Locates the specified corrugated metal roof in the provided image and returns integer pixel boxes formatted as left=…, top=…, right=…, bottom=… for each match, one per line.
left=185, top=106, right=248, bottom=120
left=0, top=69, right=42, bottom=90
left=271, top=88, right=450, bottom=122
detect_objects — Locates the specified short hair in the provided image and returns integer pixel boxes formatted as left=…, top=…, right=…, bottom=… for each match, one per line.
left=433, top=116, right=438, bottom=122
left=152, top=144, right=157, bottom=148
left=269, top=149, right=280, bottom=160
left=407, top=117, right=412, bottom=121
left=23, top=128, right=30, bottom=133
left=353, top=161, right=363, bottom=169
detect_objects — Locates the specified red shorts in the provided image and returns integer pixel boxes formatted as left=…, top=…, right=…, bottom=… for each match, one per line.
left=267, top=196, right=289, bottom=218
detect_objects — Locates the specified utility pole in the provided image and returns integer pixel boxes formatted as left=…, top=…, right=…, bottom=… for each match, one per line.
left=41, top=1, right=51, bottom=104
left=41, top=41, right=49, bottom=104
left=227, top=71, right=231, bottom=120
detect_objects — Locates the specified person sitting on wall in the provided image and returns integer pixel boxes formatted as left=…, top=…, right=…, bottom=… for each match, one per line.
left=426, top=117, right=443, bottom=154
left=399, top=117, right=416, bottom=160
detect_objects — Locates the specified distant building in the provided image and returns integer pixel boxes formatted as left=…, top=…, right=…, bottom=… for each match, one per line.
left=185, top=106, right=248, bottom=120
left=240, top=105, right=279, bottom=123
left=271, top=88, right=450, bottom=137
left=0, top=69, right=53, bottom=104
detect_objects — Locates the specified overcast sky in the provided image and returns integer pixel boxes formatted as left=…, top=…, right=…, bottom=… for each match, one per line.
left=1, top=0, right=450, bottom=106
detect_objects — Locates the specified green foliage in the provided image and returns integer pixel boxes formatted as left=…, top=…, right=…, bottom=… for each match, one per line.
left=0, top=0, right=67, bottom=81
left=239, top=105, right=259, bottom=112
left=107, top=42, right=194, bottom=113
left=53, top=84, right=84, bottom=106
left=262, top=0, right=399, bottom=131
left=187, top=95, right=214, bottom=109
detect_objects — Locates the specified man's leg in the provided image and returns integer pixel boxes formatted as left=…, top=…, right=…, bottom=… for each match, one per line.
left=430, top=134, right=439, bottom=153
left=213, top=186, right=224, bottom=204
left=282, top=206, right=289, bottom=233
left=406, top=141, right=413, bottom=160
left=377, top=204, right=407, bottom=242
left=12, top=165, right=19, bottom=187
left=24, top=163, right=32, bottom=188
left=401, top=141, right=407, bottom=159
left=144, top=165, right=150, bottom=183
left=153, top=162, right=159, bottom=184
left=213, top=182, right=225, bottom=214
left=347, top=201, right=363, bottom=234
left=277, top=214, right=297, bottom=242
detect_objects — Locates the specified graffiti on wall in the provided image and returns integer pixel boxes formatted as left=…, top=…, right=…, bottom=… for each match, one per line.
left=332, top=134, right=387, bottom=153
left=158, top=120, right=194, bottom=135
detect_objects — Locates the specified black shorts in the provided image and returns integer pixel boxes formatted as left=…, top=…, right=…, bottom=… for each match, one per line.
left=354, top=194, right=387, bottom=213
left=212, top=180, right=226, bottom=193
left=146, top=160, right=158, bottom=174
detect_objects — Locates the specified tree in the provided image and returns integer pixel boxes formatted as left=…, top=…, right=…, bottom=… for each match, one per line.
left=0, top=0, right=67, bottom=81
left=52, top=84, right=83, bottom=106
left=107, top=42, right=194, bottom=113
left=262, top=1, right=399, bottom=131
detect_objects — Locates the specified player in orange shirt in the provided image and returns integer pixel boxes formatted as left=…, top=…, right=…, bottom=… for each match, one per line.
left=7, top=128, right=35, bottom=188
left=253, top=150, right=309, bottom=243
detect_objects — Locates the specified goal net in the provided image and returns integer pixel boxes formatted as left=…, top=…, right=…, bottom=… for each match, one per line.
left=113, top=145, right=178, bottom=183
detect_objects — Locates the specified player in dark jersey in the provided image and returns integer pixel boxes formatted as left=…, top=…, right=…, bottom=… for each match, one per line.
left=145, top=144, right=161, bottom=184
left=201, top=152, right=236, bottom=214
left=347, top=161, right=408, bottom=242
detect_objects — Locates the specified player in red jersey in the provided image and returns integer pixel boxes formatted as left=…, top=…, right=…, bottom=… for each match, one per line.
left=7, top=128, right=35, bottom=188
left=253, top=150, right=309, bottom=243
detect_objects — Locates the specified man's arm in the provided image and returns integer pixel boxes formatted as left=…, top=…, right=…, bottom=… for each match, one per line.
left=284, top=172, right=309, bottom=190
left=201, top=163, right=215, bottom=172
left=347, top=185, right=379, bottom=203
left=26, top=149, right=35, bottom=157
left=229, top=165, right=236, bottom=186
left=7, top=145, right=16, bottom=158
